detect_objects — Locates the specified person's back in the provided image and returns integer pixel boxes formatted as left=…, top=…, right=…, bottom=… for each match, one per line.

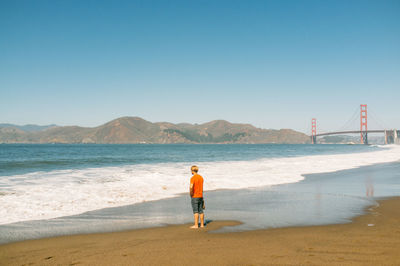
left=190, top=173, right=203, bottom=198
left=189, top=165, right=205, bottom=228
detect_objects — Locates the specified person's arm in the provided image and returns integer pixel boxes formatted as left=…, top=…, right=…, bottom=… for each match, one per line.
left=190, top=182, right=194, bottom=197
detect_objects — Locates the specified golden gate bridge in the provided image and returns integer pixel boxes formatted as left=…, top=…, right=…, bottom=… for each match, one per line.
left=311, top=104, right=399, bottom=145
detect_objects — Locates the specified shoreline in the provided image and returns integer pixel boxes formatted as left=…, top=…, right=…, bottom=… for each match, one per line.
left=1, top=197, right=399, bottom=265
left=1, top=160, right=399, bottom=245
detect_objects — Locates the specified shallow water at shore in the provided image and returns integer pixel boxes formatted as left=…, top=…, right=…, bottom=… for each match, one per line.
left=2, top=144, right=399, bottom=225
left=1, top=161, right=399, bottom=244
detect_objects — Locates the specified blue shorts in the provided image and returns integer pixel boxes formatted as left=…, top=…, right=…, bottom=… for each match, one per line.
left=191, top=197, right=204, bottom=214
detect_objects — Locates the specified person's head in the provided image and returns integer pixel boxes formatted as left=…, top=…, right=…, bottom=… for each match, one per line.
left=191, top=165, right=199, bottom=174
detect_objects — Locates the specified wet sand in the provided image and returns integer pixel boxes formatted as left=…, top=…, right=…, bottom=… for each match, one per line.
left=1, top=197, right=399, bottom=266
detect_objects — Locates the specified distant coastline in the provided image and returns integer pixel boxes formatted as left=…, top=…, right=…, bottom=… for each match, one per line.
left=0, top=117, right=310, bottom=144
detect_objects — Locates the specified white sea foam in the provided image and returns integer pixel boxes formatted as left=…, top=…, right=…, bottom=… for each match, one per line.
left=0, top=145, right=399, bottom=225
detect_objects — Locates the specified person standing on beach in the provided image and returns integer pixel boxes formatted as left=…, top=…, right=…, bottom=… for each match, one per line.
left=189, top=165, right=205, bottom=228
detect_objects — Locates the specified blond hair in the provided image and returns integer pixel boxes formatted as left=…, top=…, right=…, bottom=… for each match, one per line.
left=191, top=165, right=199, bottom=173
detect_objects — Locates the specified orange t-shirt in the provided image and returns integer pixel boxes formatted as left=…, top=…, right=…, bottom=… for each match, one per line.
left=190, top=174, right=204, bottom=198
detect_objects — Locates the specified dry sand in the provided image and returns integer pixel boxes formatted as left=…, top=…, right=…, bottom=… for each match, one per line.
left=1, top=197, right=399, bottom=266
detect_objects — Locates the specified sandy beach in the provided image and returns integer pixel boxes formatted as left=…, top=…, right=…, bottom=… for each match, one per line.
left=1, top=197, right=399, bottom=266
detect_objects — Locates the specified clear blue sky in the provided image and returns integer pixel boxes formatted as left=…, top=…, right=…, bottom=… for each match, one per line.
left=1, top=0, right=399, bottom=133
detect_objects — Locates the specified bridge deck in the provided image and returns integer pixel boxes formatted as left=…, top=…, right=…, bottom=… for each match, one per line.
left=315, top=130, right=386, bottom=137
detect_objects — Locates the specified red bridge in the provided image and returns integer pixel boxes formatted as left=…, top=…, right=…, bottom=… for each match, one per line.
left=311, top=105, right=399, bottom=145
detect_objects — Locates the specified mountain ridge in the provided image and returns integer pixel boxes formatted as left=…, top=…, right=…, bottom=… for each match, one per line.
left=0, top=117, right=310, bottom=144
left=0, top=124, right=57, bottom=132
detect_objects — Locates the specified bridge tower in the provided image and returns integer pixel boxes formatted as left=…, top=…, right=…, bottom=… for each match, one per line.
left=311, top=118, right=317, bottom=144
left=360, top=104, right=368, bottom=144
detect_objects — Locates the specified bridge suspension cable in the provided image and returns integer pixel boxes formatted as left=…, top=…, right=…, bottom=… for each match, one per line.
left=337, top=106, right=360, bottom=132
left=367, top=106, right=389, bottom=130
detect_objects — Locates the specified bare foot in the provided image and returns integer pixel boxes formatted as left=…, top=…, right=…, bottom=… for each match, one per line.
left=200, top=225, right=205, bottom=228
left=190, top=225, right=198, bottom=229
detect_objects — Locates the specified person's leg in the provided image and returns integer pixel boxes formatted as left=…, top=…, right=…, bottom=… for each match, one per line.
left=191, top=213, right=199, bottom=228
left=200, top=213, right=204, bottom=227
left=190, top=198, right=199, bottom=228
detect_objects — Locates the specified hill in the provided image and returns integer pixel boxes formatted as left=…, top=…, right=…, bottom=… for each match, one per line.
left=0, top=117, right=310, bottom=144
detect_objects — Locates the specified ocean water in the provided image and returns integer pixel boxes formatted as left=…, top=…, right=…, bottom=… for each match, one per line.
left=0, top=144, right=400, bottom=243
